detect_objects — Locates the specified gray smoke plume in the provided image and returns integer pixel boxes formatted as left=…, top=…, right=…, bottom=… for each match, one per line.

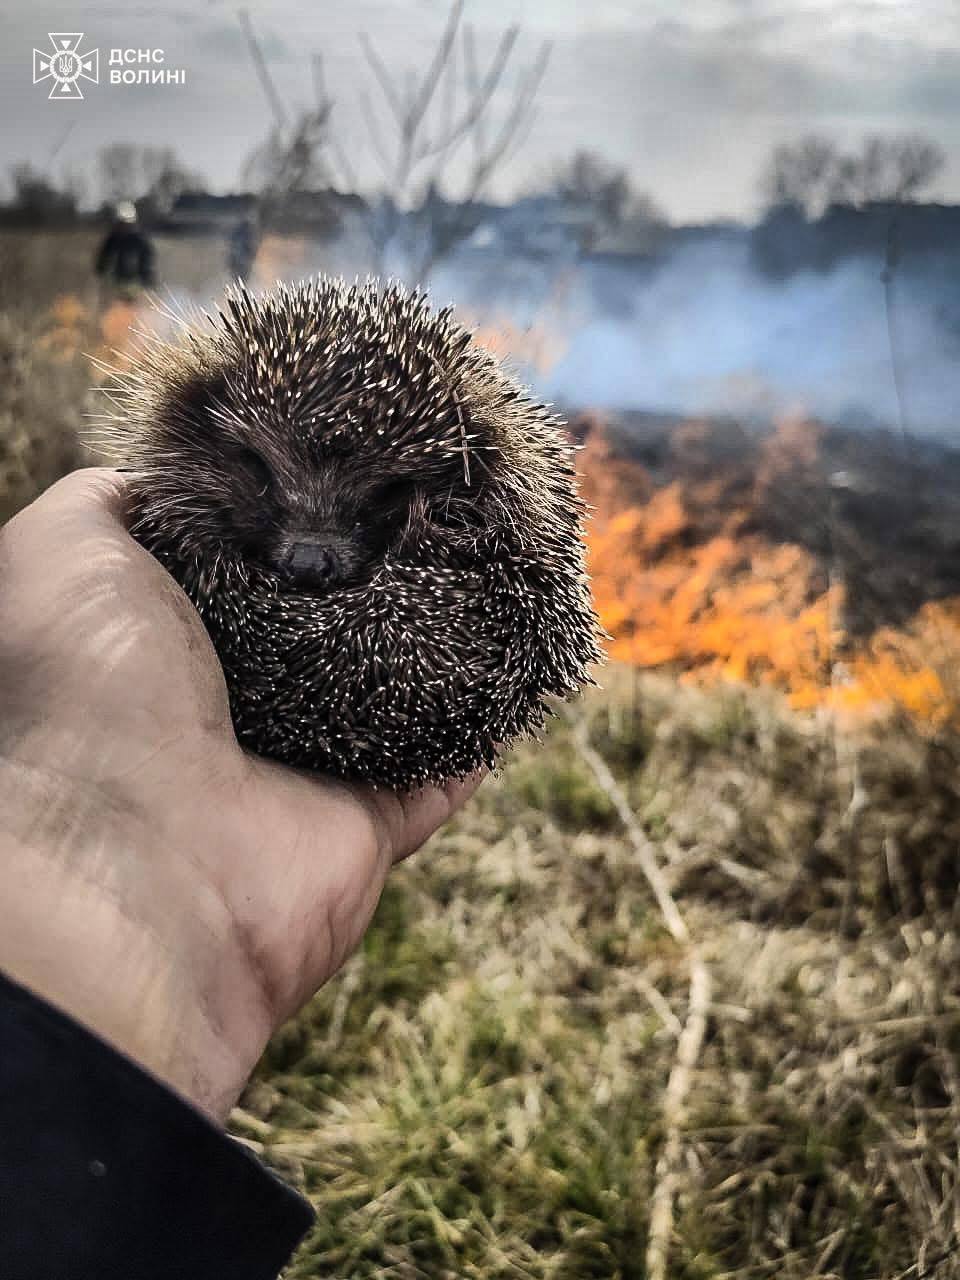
left=427, top=233, right=960, bottom=439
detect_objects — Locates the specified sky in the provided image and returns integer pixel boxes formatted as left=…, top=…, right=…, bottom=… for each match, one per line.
left=2, top=0, right=959, bottom=223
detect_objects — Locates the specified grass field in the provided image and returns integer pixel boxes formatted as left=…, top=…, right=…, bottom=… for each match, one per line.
left=233, top=672, right=960, bottom=1279
left=2, top=229, right=959, bottom=1278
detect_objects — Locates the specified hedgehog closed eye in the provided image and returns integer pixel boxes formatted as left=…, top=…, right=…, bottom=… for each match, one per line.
left=373, top=479, right=415, bottom=510
left=98, top=276, right=603, bottom=790
left=237, top=447, right=272, bottom=496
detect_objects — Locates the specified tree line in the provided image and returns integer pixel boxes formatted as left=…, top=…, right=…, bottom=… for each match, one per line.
left=2, top=0, right=948, bottom=282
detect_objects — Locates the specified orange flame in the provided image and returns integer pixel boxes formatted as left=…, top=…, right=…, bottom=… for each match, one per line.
left=582, top=419, right=960, bottom=727
left=37, top=293, right=146, bottom=364
left=469, top=315, right=565, bottom=374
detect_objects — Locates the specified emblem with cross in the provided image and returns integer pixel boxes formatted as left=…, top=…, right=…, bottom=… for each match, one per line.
left=33, top=34, right=99, bottom=100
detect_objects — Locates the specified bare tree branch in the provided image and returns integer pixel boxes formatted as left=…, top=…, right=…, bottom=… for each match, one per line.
left=311, top=52, right=327, bottom=113
left=358, top=90, right=393, bottom=178
left=359, top=32, right=406, bottom=127
left=356, top=0, right=550, bottom=281
left=465, top=40, right=550, bottom=193
left=327, top=139, right=359, bottom=194
left=313, top=53, right=358, bottom=191
left=462, top=24, right=486, bottom=167
left=406, top=0, right=466, bottom=139
left=418, top=23, right=519, bottom=162
left=437, top=23, right=458, bottom=153
left=237, top=8, right=288, bottom=129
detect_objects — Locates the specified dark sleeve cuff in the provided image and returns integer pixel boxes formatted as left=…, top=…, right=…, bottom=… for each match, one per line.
left=0, top=968, right=314, bottom=1280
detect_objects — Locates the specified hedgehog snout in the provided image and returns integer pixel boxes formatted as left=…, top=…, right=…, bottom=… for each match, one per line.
left=270, top=529, right=369, bottom=591
left=286, top=538, right=339, bottom=587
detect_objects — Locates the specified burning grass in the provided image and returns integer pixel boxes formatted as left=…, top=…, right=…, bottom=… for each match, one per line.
left=232, top=670, right=960, bottom=1279
left=580, top=416, right=960, bottom=730
left=0, top=235, right=167, bottom=518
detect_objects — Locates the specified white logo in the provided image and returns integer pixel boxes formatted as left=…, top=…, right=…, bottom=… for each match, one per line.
left=33, top=33, right=99, bottom=100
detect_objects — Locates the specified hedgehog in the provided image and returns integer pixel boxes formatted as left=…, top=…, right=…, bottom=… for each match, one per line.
left=97, top=277, right=602, bottom=789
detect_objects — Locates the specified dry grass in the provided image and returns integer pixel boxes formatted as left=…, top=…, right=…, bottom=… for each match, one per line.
left=228, top=671, right=960, bottom=1279
left=0, top=228, right=229, bottom=316
left=0, top=228, right=238, bottom=520
left=0, top=304, right=90, bottom=523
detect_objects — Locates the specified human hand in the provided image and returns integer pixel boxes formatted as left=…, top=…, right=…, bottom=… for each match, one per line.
left=0, top=469, right=479, bottom=1122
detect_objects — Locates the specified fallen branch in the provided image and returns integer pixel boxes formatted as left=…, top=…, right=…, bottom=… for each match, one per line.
left=573, top=725, right=688, bottom=943
left=647, top=951, right=711, bottom=1280
left=573, top=721, right=712, bottom=1280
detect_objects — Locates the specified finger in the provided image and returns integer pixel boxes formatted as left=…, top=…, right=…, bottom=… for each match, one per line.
left=0, top=467, right=234, bottom=738
left=0, top=469, right=134, bottom=579
left=365, top=771, right=484, bottom=865
left=17, top=466, right=130, bottom=531
left=235, top=752, right=484, bottom=1011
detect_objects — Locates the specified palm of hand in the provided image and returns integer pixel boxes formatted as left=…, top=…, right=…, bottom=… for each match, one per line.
left=0, top=469, right=477, bottom=1120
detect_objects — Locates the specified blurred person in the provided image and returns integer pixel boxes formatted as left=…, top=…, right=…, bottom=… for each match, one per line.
left=0, top=468, right=480, bottom=1280
left=227, top=211, right=260, bottom=284
left=94, top=201, right=155, bottom=299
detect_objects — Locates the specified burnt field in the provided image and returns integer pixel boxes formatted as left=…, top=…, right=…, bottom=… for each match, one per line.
left=3, top=228, right=960, bottom=1278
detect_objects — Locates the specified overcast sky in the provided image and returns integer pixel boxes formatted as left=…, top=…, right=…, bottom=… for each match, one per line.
left=2, top=0, right=959, bottom=222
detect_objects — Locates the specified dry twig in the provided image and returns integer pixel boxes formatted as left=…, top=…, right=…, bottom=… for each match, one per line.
left=573, top=721, right=712, bottom=1280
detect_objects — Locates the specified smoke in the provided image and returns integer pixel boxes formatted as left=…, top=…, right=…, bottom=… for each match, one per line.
left=428, top=236, right=960, bottom=439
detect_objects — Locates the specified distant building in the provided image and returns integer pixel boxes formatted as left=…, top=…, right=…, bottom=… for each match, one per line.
left=751, top=199, right=960, bottom=276
left=268, top=189, right=367, bottom=238
left=464, top=195, right=598, bottom=258
left=461, top=194, right=671, bottom=260
left=158, top=189, right=367, bottom=239
left=161, top=192, right=260, bottom=234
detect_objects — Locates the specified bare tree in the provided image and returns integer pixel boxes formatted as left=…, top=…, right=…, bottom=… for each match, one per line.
left=762, top=135, right=845, bottom=217
left=553, top=151, right=632, bottom=226
left=244, top=109, right=337, bottom=200
left=359, top=0, right=551, bottom=280
left=97, top=143, right=202, bottom=211
left=141, top=148, right=204, bottom=214
left=139, top=146, right=177, bottom=194
left=763, top=133, right=945, bottom=218
left=234, top=2, right=548, bottom=275
left=58, top=165, right=89, bottom=213
left=238, top=11, right=355, bottom=228
left=546, top=148, right=665, bottom=250
left=849, top=134, right=944, bottom=203
left=98, top=143, right=139, bottom=205
left=7, top=163, right=77, bottom=225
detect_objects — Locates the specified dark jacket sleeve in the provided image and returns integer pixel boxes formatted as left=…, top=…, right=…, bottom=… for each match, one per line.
left=0, top=969, right=314, bottom=1280
left=94, top=230, right=117, bottom=277
left=138, top=235, right=155, bottom=287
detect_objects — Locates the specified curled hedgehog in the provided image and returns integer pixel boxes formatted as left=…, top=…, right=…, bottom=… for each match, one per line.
left=97, top=278, right=602, bottom=789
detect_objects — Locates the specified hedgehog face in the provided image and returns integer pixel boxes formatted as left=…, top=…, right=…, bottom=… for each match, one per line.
left=224, top=408, right=481, bottom=596
left=169, top=378, right=473, bottom=592
left=137, top=285, right=492, bottom=596
left=228, top=446, right=424, bottom=590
